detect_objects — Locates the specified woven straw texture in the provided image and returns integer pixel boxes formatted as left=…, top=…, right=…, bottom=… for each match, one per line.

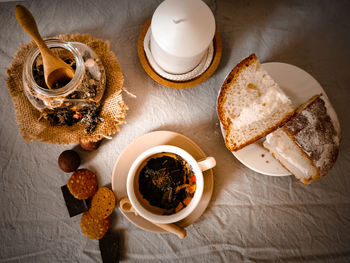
left=6, top=34, right=127, bottom=144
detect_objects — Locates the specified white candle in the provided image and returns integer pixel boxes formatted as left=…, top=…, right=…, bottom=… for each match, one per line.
left=150, top=0, right=215, bottom=74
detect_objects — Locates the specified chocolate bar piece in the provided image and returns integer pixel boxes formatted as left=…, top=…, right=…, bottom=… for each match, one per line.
left=61, top=184, right=89, bottom=217
left=99, top=230, right=120, bottom=263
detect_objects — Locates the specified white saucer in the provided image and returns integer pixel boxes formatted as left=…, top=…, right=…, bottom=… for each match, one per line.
left=111, top=131, right=214, bottom=233
left=219, top=62, right=334, bottom=176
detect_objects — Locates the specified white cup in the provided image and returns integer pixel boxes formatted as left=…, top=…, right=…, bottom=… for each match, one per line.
left=126, top=145, right=216, bottom=224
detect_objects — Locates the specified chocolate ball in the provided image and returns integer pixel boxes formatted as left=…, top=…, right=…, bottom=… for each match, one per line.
left=79, top=139, right=102, bottom=151
left=58, top=150, right=81, bottom=172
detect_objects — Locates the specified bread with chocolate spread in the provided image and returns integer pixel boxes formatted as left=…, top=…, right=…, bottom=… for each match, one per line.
left=263, top=94, right=340, bottom=185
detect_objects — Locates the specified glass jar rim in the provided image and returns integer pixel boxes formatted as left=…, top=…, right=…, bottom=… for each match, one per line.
left=23, top=38, right=85, bottom=97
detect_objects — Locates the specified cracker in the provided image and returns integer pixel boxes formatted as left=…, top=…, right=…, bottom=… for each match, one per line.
left=67, top=169, right=98, bottom=200
left=89, top=187, right=116, bottom=219
left=80, top=212, right=110, bottom=240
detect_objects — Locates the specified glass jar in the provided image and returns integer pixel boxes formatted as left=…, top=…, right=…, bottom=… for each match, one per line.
left=23, top=39, right=106, bottom=112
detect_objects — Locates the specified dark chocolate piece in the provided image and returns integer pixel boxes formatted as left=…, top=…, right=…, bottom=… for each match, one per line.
left=61, top=184, right=89, bottom=217
left=99, top=230, right=120, bottom=263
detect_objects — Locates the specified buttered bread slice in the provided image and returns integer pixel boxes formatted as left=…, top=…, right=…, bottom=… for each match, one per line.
left=217, top=54, right=295, bottom=151
left=263, top=94, right=340, bottom=185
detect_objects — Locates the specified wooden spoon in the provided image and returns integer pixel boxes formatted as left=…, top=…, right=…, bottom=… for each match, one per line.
left=15, top=5, right=75, bottom=89
left=119, top=197, right=187, bottom=239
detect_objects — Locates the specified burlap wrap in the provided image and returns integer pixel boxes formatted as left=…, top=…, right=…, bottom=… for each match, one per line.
left=6, top=34, right=127, bottom=144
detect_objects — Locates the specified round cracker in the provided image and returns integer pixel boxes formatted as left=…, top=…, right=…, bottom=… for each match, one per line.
left=67, top=169, right=98, bottom=200
left=80, top=212, right=110, bottom=240
left=89, top=187, right=116, bottom=219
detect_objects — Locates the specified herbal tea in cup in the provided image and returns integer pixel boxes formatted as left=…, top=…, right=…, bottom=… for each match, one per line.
left=127, top=145, right=216, bottom=224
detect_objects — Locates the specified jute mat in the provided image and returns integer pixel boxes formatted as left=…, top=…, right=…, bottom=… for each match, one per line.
left=6, top=34, right=127, bottom=144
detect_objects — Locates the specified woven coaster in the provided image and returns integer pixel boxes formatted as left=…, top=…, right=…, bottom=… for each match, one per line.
left=6, top=34, right=127, bottom=145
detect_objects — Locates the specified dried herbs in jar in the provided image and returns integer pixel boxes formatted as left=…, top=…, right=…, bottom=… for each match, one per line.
left=23, top=39, right=106, bottom=134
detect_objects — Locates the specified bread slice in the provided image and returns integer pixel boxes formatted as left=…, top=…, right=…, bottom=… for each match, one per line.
left=263, top=94, right=340, bottom=185
left=217, top=54, right=295, bottom=151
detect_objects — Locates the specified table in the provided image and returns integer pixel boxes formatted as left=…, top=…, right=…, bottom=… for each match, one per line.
left=1, top=0, right=350, bottom=262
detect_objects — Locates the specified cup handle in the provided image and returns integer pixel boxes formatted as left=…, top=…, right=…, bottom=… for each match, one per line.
left=197, top=157, right=216, bottom=172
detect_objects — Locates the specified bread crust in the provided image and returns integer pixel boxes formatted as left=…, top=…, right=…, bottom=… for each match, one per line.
left=263, top=94, right=339, bottom=185
left=282, top=94, right=339, bottom=183
left=224, top=109, right=295, bottom=151
left=218, top=53, right=296, bottom=152
left=217, top=53, right=258, bottom=130
left=295, top=94, right=321, bottom=114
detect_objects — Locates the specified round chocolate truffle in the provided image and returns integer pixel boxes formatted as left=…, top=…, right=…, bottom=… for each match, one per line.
left=58, top=150, right=81, bottom=172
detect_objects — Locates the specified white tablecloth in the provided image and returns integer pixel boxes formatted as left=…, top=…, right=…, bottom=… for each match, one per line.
left=1, top=0, right=349, bottom=262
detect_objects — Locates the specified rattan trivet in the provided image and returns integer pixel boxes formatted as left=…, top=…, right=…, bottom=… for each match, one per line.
left=138, top=19, right=222, bottom=89
left=6, top=34, right=127, bottom=145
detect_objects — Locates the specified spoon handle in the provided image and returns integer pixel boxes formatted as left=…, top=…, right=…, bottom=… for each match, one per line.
left=15, top=5, right=50, bottom=52
left=153, top=222, right=187, bottom=239
left=119, top=197, right=187, bottom=239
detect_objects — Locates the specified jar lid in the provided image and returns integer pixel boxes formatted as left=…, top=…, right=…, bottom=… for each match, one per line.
left=151, top=0, right=215, bottom=57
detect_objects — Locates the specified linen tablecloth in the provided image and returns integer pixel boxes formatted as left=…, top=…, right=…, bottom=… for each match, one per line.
left=1, top=0, right=349, bottom=262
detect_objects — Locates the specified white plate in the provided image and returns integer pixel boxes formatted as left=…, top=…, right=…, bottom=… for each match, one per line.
left=218, top=62, right=328, bottom=176
left=111, top=131, right=214, bottom=233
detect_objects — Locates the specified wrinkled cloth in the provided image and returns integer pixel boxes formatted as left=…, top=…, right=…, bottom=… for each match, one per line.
left=0, top=0, right=349, bottom=262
